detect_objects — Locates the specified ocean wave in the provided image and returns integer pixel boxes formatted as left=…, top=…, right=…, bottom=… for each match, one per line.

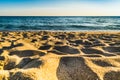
left=0, top=24, right=120, bottom=30
left=0, top=16, right=120, bottom=30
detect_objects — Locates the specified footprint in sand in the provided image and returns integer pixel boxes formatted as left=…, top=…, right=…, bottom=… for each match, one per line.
left=23, top=59, right=42, bottom=69
left=39, top=45, right=52, bottom=50
left=104, top=71, right=120, bottom=80
left=17, top=58, right=33, bottom=68
left=92, top=60, right=115, bottom=67
left=53, top=46, right=80, bottom=54
left=57, top=57, right=100, bottom=80
left=81, top=48, right=104, bottom=55
left=109, top=42, right=120, bottom=46
left=81, top=48, right=116, bottom=57
left=103, top=47, right=120, bottom=53
left=9, top=50, right=46, bottom=57
left=55, top=41, right=64, bottom=45
left=41, top=35, right=49, bottom=40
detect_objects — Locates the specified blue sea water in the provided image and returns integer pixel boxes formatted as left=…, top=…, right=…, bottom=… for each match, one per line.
left=0, top=16, right=120, bottom=31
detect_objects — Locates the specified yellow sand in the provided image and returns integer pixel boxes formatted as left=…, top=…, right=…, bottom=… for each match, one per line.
left=0, top=31, right=120, bottom=80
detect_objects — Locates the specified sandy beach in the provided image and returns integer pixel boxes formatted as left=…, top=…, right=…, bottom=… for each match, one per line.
left=0, top=31, right=120, bottom=80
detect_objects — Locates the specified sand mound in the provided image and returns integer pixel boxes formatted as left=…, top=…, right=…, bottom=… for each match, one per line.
left=0, top=70, right=9, bottom=80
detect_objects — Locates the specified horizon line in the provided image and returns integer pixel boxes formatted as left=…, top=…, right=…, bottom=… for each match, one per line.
left=0, top=15, right=120, bottom=17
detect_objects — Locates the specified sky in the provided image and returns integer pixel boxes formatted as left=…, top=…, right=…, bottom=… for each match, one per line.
left=0, top=0, right=120, bottom=16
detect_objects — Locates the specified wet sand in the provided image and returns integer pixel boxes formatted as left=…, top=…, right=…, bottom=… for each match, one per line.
left=0, top=31, right=120, bottom=80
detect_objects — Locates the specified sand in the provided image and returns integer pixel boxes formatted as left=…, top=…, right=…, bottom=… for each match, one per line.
left=0, top=31, right=120, bottom=80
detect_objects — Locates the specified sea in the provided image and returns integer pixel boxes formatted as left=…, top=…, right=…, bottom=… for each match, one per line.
left=0, top=16, right=120, bottom=31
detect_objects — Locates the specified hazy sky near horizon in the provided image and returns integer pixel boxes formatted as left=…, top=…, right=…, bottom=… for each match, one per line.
left=0, top=0, right=120, bottom=16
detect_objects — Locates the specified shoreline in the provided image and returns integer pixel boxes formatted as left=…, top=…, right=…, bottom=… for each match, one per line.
left=0, top=30, right=120, bottom=32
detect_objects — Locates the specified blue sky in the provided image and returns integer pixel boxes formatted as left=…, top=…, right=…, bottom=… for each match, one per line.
left=0, top=0, right=120, bottom=16
left=0, top=0, right=114, bottom=6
